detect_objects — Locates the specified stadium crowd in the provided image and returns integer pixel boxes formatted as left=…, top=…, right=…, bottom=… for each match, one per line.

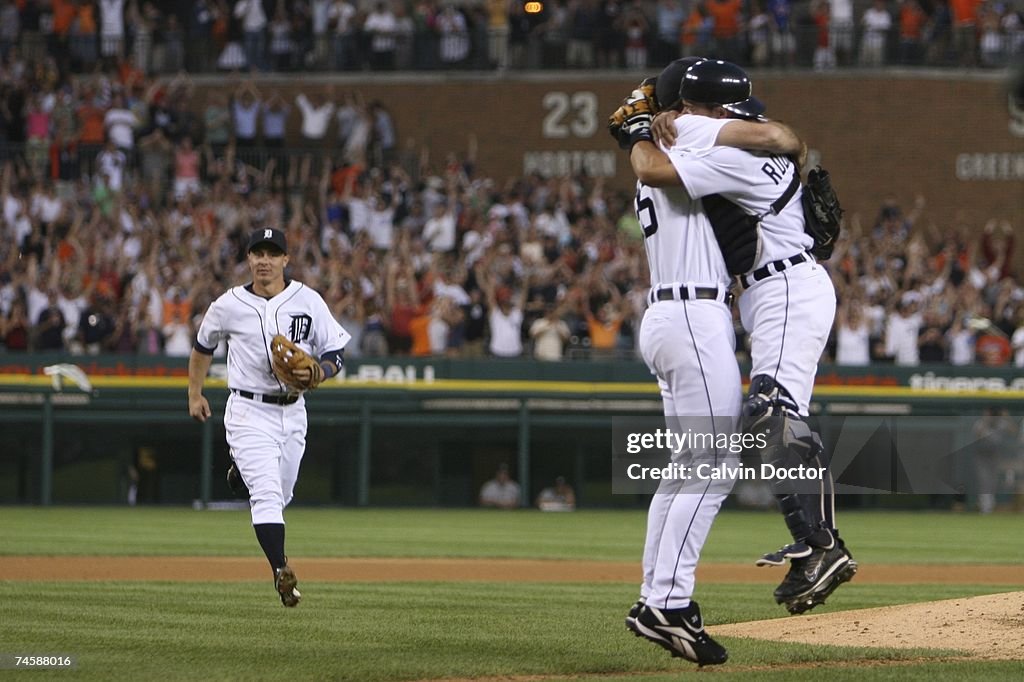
left=0, top=0, right=1020, bottom=75
left=0, top=9, right=1020, bottom=366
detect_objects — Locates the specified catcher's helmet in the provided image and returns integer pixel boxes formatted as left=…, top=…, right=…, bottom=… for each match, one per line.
left=655, top=56, right=705, bottom=111
left=679, top=60, right=766, bottom=121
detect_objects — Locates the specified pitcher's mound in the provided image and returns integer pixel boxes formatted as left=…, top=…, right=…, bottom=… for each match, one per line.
left=713, top=591, right=1024, bottom=660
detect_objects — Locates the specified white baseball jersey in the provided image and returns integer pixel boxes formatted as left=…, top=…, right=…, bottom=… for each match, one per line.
left=636, top=180, right=730, bottom=289
left=670, top=115, right=814, bottom=272
left=196, top=280, right=351, bottom=395
left=669, top=115, right=836, bottom=414
left=195, top=279, right=350, bottom=526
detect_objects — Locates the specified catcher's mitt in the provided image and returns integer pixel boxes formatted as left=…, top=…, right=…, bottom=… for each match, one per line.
left=270, top=334, right=324, bottom=391
left=801, top=166, right=843, bottom=261
left=608, top=77, right=658, bottom=150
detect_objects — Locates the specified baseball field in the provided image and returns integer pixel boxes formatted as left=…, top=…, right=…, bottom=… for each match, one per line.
left=1, top=507, right=1022, bottom=681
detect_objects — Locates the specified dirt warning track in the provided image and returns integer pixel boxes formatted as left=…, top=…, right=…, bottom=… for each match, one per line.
left=0, top=557, right=1021, bottom=584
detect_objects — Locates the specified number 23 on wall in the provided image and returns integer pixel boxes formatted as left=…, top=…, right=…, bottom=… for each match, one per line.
left=542, top=92, right=598, bottom=139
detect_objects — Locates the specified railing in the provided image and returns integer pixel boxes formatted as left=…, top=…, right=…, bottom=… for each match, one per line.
left=35, top=24, right=1024, bottom=77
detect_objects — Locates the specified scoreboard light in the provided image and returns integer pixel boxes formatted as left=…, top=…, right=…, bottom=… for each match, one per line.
left=525, top=2, right=543, bottom=13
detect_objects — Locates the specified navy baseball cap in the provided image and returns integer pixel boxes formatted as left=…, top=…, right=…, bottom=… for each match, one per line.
left=247, top=228, right=287, bottom=254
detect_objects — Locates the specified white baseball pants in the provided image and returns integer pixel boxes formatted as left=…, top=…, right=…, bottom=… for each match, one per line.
left=637, top=299, right=741, bottom=610
left=224, top=393, right=307, bottom=525
left=739, top=261, right=836, bottom=414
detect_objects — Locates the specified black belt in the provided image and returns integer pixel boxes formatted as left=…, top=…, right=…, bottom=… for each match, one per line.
left=738, top=253, right=811, bottom=290
left=649, top=285, right=733, bottom=306
left=232, top=389, right=299, bottom=405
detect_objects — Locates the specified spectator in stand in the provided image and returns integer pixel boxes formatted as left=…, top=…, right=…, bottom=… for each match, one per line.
left=835, top=299, right=871, bottom=365
left=235, top=0, right=269, bottom=71
left=104, top=91, right=137, bottom=152
left=436, top=4, right=471, bottom=67
left=885, top=298, right=923, bottom=365
left=530, top=301, right=570, bottom=361
left=487, top=0, right=510, bottom=69
left=99, top=0, right=127, bottom=65
left=364, top=1, right=399, bottom=71
left=812, top=0, right=836, bottom=70
left=173, top=136, right=201, bottom=200
left=422, top=183, right=457, bottom=253
left=918, top=310, right=948, bottom=363
left=653, top=0, right=686, bottom=66
left=860, top=0, right=893, bottom=67
left=829, top=0, right=856, bottom=64
left=748, top=1, right=773, bottom=67
left=480, top=267, right=525, bottom=358
left=296, top=88, right=335, bottom=165
left=950, top=0, right=981, bottom=66
left=384, top=259, right=420, bottom=355
left=949, top=312, right=977, bottom=365
left=267, top=0, right=294, bottom=71
left=566, top=0, right=598, bottom=69
left=706, top=0, right=744, bottom=63
left=461, top=286, right=488, bottom=357
left=327, top=0, right=358, bottom=70
left=231, top=81, right=261, bottom=148
left=898, top=0, right=927, bottom=65
left=33, top=290, right=67, bottom=351
left=2, top=300, right=30, bottom=351
left=96, top=137, right=128, bottom=193
left=769, top=0, right=797, bottom=67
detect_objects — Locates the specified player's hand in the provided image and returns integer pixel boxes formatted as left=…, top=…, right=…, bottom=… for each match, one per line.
left=609, top=78, right=657, bottom=150
left=652, top=111, right=679, bottom=148
left=609, top=88, right=655, bottom=150
left=189, top=394, right=212, bottom=422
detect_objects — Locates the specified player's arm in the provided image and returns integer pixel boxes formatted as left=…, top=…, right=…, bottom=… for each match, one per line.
left=316, top=348, right=344, bottom=381
left=716, top=120, right=807, bottom=168
left=630, top=140, right=684, bottom=189
left=653, top=112, right=806, bottom=163
left=187, top=348, right=214, bottom=422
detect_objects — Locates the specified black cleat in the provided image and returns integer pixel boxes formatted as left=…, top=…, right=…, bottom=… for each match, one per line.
left=633, top=601, right=728, bottom=666
left=625, top=598, right=645, bottom=635
left=774, top=545, right=857, bottom=614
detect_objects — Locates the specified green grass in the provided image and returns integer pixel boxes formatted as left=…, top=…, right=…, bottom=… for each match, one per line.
left=0, top=581, right=1018, bottom=682
left=1, top=507, right=1023, bottom=565
left=0, top=507, right=1021, bottom=680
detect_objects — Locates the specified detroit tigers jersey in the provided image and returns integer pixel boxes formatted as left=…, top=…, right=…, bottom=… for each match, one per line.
left=669, top=116, right=814, bottom=270
left=196, top=280, right=351, bottom=394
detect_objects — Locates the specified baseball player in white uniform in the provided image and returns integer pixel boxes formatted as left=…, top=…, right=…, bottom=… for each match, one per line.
left=630, top=60, right=856, bottom=615
left=611, top=57, right=809, bottom=665
left=188, top=228, right=351, bottom=607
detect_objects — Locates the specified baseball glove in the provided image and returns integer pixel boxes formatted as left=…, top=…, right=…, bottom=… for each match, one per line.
left=270, top=334, right=324, bottom=391
left=801, top=166, right=844, bottom=261
left=608, top=77, right=658, bottom=150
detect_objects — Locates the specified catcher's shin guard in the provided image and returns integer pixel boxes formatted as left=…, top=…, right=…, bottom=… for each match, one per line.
left=743, top=376, right=832, bottom=548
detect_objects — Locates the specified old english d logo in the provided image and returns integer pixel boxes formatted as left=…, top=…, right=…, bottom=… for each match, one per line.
left=288, top=314, right=312, bottom=342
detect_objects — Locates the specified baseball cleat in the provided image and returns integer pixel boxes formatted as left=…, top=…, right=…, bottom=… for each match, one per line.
left=756, top=541, right=812, bottom=567
left=633, top=602, right=728, bottom=666
left=774, top=545, right=855, bottom=614
left=275, top=565, right=301, bottom=607
left=625, top=598, right=645, bottom=635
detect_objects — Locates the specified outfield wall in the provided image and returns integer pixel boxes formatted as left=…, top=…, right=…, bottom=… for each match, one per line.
left=1, top=356, right=1022, bottom=508
left=188, top=71, right=1024, bottom=258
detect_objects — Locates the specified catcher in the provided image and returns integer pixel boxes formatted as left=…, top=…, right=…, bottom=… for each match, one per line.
left=188, top=227, right=350, bottom=607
